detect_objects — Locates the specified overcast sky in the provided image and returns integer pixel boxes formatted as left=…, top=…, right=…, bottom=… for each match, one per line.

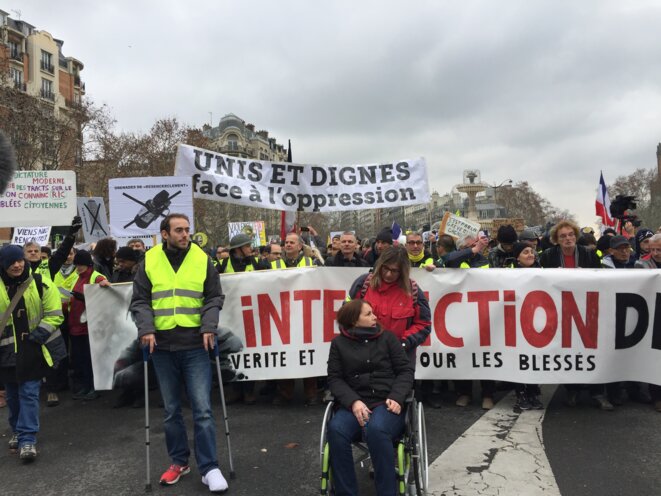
left=6, top=0, right=661, bottom=228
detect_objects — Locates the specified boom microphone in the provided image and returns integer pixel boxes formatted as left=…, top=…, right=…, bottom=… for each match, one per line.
left=0, top=130, right=18, bottom=195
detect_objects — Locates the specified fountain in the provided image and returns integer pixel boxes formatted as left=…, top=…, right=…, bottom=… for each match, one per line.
left=455, top=170, right=487, bottom=221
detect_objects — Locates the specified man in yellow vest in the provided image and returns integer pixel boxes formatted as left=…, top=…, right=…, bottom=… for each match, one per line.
left=130, top=214, right=228, bottom=493
left=0, top=244, right=65, bottom=462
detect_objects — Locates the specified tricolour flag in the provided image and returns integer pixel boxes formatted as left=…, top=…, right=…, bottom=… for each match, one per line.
left=596, top=171, right=615, bottom=228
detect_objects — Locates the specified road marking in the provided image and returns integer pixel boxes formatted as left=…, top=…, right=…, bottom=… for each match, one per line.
left=427, top=385, right=560, bottom=496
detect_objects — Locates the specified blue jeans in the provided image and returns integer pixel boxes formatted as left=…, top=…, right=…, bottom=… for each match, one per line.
left=327, top=404, right=405, bottom=496
left=5, top=379, right=41, bottom=447
left=151, top=348, right=218, bottom=475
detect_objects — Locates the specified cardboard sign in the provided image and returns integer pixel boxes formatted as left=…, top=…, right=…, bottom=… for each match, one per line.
left=438, top=212, right=481, bottom=239
left=11, top=226, right=51, bottom=246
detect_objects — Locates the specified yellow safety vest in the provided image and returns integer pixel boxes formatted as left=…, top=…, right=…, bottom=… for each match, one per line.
left=34, top=260, right=53, bottom=284
left=145, top=244, right=207, bottom=330
left=220, top=256, right=258, bottom=274
left=0, top=276, right=64, bottom=366
left=270, top=257, right=313, bottom=269
left=54, top=268, right=79, bottom=305
left=460, top=261, right=489, bottom=269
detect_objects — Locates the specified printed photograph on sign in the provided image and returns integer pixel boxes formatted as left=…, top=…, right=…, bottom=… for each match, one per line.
left=77, top=197, right=110, bottom=242
left=108, top=176, right=194, bottom=237
left=228, top=221, right=266, bottom=247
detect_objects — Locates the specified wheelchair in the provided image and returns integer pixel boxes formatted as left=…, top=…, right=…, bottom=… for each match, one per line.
left=319, top=393, right=428, bottom=495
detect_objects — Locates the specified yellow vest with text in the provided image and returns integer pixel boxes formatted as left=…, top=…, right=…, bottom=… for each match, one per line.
left=0, top=276, right=64, bottom=366
left=145, top=244, right=207, bottom=330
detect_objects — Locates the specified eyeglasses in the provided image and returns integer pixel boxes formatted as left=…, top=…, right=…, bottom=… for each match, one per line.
left=381, top=266, right=401, bottom=275
left=407, top=241, right=423, bottom=246
left=557, top=232, right=576, bottom=240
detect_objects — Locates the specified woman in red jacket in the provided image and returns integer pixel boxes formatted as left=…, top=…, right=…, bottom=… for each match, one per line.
left=68, top=250, right=106, bottom=400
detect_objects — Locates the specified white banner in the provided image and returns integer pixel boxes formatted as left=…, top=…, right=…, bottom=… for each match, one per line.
left=0, top=170, right=77, bottom=227
left=84, top=268, right=661, bottom=387
left=77, top=197, right=110, bottom=242
left=11, top=226, right=51, bottom=246
left=109, top=176, right=194, bottom=238
left=174, top=144, right=430, bottom=213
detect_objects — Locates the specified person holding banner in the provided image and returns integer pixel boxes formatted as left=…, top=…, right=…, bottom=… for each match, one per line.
left=0, top=244, right=65, bottom=462
left=540, top=220, right=612, bottom=410
left=635, top=233, right=661, bottom=412
left=131, top=213, right=228, bottom=492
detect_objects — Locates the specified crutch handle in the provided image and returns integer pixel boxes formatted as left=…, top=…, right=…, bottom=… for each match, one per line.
left=213, top=336, right=220, bottom=358
left=142, top=346, right=150, bottom=362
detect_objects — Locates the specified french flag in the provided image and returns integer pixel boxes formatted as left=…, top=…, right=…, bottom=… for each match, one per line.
left=595, top=172, right=615, bottom=228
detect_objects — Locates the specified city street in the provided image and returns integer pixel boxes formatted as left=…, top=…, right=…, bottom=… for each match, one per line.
left=1, top=383, right=660, bottom=496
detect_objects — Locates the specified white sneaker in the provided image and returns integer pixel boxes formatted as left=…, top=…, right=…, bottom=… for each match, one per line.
left=202, top=468, right=228, bottom=493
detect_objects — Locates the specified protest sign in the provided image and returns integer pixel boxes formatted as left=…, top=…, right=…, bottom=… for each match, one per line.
left=0, top=170, right=77, bottom=227
left=11, top=226, right=51, bottom=246
left=85, top=268, right=661, bottom=386
left=174, top=144, right=430, bottom=213
left=108, top=176, right=194, bottom=237
left=228, top=221, right=267, bottom=247
left=77, top=197, right=110, bottom=242
left=438, top=212, right=481, bottom=239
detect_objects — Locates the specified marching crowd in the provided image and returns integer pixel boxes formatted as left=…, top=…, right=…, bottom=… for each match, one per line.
left=1, top=214, right=661, bottom=493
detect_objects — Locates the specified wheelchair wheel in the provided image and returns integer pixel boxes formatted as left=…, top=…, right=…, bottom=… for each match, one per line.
left=412, top=402, right=429, bottom=495
left=320, top=401, right=335, bottom=495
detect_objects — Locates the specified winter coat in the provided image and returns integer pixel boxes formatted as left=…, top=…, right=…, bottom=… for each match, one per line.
left=325, top=251, right=370, bottom=267
left=488, top=245, right=514, bottom=268
left=68, top=267, right=106, bottom=336
left=327, top=324, right=414, bottom=411
left=539, top=245, right=601, bottom=269
left=348, top=274, right=431, bottom=348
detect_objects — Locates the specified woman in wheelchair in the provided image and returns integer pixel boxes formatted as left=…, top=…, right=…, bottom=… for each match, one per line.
left=327, top=298, right=414, bottom=496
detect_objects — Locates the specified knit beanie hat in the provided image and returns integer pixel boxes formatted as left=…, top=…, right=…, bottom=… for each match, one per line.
left=512, top=242, right=530, bottom=260
left=0, top=245, right=25, bottom=270
left=115, top=246, right=140, bottom=262
left=635, top=228, right=653, bottom=246
left=73, top=250, right=94, bottom=267
left=376, top=228, right=394, bottom=244
left=596, top=236, right=612, bottom=253
left=519, top=228, right=538, bottom=241
left=497, top=225, right=518, bottom=244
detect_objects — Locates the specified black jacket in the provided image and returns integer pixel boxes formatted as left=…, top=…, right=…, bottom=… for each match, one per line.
left=327, top=325, right=414, bottom=411
left=539, top=245, right=601, bottom=269
left=325, top=252, right=369, bottom=267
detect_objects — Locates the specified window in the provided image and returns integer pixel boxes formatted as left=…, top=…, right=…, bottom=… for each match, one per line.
left=8, top=40, right=20, bottom=59
left=40, top=50, right=53, bottom=73
left=10, top=68, right=23, bottom=89
left=41, top=78, right=54, bottom=100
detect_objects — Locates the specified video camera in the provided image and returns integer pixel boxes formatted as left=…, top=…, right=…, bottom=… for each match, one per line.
left=609, top=194, right=641, bottom=228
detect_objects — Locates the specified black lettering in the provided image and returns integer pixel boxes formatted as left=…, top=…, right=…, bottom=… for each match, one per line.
left=311, top=167, right=327, bottom=186
left=615, top=293, right=649, bottom=349
left=248, top=162, right=263, bottom=181
left=338, top=167, right=356, bottom=185
left=379, top=163, right=395, bottom=182
left=652, top=294, right=661, bottom=350
left=271, top=163, right=286, bottom=184
left=395, top=161, right=411, bottom=180
left=358, top=165, right=378, bottom=185
left=519, top=354, right=529, bottom=370
left=351, top=192, right=363, bottom=206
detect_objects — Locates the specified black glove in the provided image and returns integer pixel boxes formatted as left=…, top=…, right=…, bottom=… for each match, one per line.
left=68, top=215, right=83, bottom=236
left=28, top=327, right=50, bottom=345
left=72, top=290, right=85, bottom=302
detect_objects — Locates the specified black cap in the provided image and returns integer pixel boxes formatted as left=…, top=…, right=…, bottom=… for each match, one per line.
left=609, top=235, right=630, bottom=249
left=73, top=250, right=94, bottom=267
left=497, top=225, right=517, bottom=244
left=376, top=228, right=394, bottom=244
left=116, top=246, right=139, bottom=262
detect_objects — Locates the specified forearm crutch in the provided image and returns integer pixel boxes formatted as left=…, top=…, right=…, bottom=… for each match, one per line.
left=213, top=336, right=236, bottom=479
left=142, top=346, right=152, bottom=492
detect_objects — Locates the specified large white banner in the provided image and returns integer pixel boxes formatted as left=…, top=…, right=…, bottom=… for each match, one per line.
left=174, top=143, right=430, bottom=212
left=109, top=176, right=194, bottom=238
left=77, top=197, right=110, bottom=242
left=84, top=268, right=661, bottom=387
left=0, top=170, right=77, bottom=227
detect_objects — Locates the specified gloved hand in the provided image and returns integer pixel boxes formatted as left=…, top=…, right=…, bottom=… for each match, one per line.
left=72, top=290, right=85, bottom=302
left=68, top=216, right=83, bottom=236
left=28, top=326, right=50, bottom=345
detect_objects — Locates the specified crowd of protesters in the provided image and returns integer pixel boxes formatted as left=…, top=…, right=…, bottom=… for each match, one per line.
left=1, top=215, right=661, bottom=490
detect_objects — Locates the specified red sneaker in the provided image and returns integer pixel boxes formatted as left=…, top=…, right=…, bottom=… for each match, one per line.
left=159, top=464, right=191, bottom=485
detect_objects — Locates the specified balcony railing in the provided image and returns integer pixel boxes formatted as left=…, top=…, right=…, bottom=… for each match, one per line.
left=40, top=60, right=54, bottom=74
left=10, top=50, right=23, bottom=62
left=13, top=81, right=26, bottom=91
left=40, top=89, right=55, bottom=101
left=65, top=98, right=82, bottom=109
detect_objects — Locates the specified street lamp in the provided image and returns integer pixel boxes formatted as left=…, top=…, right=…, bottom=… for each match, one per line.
left=491, top=179, right=512, bottom=217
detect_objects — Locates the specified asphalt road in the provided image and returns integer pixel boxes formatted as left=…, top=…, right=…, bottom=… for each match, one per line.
left=1, top=384, right=659, bottom=496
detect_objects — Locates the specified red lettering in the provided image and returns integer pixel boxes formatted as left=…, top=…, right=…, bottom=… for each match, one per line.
left=241, top=295, right=256, bottom=347
left=467, top=291, right=499, bottom=346
left=434, top=292, right=464, bottom=347
left=504, top=304, right=517, bottom=346
left=294, top=290, right=321, bottom=344
left=561, top=291, right=599, bottom=348
left=520, top=291, right=557, bottom=348
left=323, top=290, right=346, bottom=342
left=257, top=292, right=291, bottom=346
